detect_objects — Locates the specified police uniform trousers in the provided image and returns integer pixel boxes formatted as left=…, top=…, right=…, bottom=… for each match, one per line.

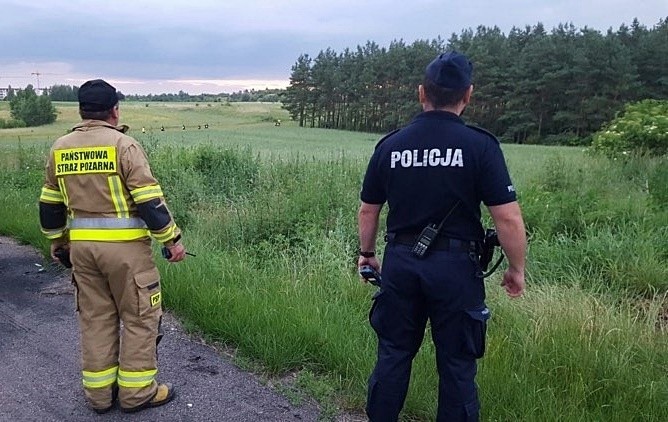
left=367, top=241, right=489, bottom=422
left=70, top=239, right=162, bottom=410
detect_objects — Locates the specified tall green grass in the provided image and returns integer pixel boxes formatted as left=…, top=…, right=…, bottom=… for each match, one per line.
left=1, top=103, right=666, bottom=420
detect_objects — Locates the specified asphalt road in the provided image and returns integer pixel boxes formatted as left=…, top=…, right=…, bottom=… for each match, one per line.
left=0, top=236, right=323, bottom=422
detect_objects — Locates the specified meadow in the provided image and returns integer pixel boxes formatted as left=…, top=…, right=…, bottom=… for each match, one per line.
left=0, top=101, right=666, bottom=421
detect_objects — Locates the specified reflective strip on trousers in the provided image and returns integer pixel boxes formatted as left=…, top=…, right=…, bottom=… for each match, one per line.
left=82, top=366, right=118, bottom=389
left=117, top=368, right=157, bottom=388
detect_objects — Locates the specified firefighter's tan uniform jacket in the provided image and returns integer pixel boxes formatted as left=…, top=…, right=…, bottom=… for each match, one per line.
left=39, top=120, right=179, bottom=410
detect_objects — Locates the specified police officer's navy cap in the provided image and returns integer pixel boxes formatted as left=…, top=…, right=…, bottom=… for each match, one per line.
left=78, top=79, right=119, bottom=112
left=425, top=51, right=473, bottom=90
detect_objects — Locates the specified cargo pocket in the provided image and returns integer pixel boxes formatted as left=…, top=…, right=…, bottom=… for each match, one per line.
left=134, top=268, right=161, bottom=316
left=461, top=306, right=491, bottom=359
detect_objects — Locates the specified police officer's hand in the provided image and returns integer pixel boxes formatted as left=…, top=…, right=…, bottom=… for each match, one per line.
left=166, top=243, right=187, bottom=262
left=358, top=256, right=381, bottom=283
left=501, top=267, right=525, bottom=297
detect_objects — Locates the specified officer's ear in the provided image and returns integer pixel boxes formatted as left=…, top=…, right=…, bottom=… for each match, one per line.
left=462, top=85, right=474, bottom=105
left=110, top=104, right=120, bottom=120
left=418, top=84, right=427, bottom=105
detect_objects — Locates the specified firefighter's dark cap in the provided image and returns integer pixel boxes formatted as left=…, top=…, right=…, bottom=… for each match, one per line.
left=78, top=79, right=119, bottom=112
left=425, top=51, right=473, bottom=90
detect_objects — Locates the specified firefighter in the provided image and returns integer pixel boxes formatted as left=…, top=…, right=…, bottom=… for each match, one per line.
left=39, top=79, right=187, bottom=414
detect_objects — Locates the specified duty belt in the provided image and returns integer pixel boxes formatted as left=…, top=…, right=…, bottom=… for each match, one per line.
left=69, top=217, right=149, bottom=242
left=386, top=232, right=478, bottom=253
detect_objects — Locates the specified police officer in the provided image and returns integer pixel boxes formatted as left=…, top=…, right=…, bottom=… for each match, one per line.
left=358, top=52, right=526, bottom=421
left=39, top=79, right=187, bottom=414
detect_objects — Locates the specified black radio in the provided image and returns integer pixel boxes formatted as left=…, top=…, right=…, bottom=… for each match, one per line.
left=359, top=265, right=381, bottom=286
left=411, top=224, right=439, bottom=258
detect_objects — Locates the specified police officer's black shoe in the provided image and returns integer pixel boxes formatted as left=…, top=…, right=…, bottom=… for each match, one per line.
left=121, top=383, right=176, bottom=413
left=92, top=384, right=118, bottom=414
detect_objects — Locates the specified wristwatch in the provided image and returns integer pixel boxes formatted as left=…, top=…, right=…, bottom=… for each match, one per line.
left=358, top=250, right=375, bottom=258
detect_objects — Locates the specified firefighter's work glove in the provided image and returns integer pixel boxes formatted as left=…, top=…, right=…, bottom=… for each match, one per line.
left=50, top=241, right=72, bottom=268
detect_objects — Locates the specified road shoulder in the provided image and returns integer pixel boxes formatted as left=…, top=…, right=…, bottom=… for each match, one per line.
left=0, top=236, right=321, bottom=421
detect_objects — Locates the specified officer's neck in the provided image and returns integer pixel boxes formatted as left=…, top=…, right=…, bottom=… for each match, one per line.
left=106, top=116, right=120, bottom=126
left=422, top=102, right=465, bottom=116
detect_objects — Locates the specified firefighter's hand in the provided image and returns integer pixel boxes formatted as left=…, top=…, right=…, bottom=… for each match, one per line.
left=50, top=241, right=69, bottom=263
left=166, top=243, right=186, bottom=262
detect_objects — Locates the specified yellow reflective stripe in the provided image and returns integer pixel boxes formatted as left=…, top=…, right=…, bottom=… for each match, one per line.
left=117, top=368, right=157, bottom=388
left=152, top=225, right=176, bottom=243
left=41, top=227, right=66, bottom=239
left=82, top=366, right=118, bottom=389
left=57, top=178, right=69, bottom=207
left=40, top=187, right=64, bottom=203
left=69, top=228, right=150, bottom=241
left=130, top=185, right=163, bottom=203
left=108, top=175, right=129, bottom=218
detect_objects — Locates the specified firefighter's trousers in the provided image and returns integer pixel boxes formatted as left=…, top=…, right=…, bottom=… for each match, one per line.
left=71, top=239, right=163, bottom=410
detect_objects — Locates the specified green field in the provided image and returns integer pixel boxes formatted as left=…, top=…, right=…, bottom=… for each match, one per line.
left=1, top=101, right=666, bottom=421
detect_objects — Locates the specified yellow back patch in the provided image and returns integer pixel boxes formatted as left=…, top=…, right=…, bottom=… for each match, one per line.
left=54, top=146, right=117, bottom=176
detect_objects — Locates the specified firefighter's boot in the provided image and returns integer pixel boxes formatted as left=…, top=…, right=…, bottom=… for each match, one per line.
left=121, top=383, right=176, bottom=413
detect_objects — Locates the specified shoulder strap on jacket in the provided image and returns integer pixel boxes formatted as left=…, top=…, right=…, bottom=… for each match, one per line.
left=466, top=124, right=500, bottom=144
left=374, top=129, right=400, bottom=149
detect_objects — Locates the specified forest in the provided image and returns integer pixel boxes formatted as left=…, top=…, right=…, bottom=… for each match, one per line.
left=282, top=18, right=668, bottom=144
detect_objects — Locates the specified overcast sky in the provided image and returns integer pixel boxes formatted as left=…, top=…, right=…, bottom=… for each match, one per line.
left=1, top=0, right=665, bottom=95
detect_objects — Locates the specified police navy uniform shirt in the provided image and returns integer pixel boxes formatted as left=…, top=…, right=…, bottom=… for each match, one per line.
left=360, top=110, right=517, bottom=241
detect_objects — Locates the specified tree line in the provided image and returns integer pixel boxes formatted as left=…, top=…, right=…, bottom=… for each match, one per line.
left=282, top=18, right=668, bottom=144
left=46, top=87, right=282, bottom=103
left=119, top=88, right=282, bottom=103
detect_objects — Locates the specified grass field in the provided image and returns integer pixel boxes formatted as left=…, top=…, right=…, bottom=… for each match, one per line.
left=0, top=101, right=666, bottom=421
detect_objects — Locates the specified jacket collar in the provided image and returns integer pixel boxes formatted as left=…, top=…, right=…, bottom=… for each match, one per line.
left=414, top=110, right=464, bottom=123
left=72, top=120, right=129, bottom=133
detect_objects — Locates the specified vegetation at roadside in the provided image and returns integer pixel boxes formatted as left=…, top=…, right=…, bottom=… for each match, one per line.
left=0, top=103, right=665, bottom=421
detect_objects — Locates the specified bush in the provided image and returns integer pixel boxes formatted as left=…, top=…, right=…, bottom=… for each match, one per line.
left=192, top=145, right=259, bottom=199
left=9, top=85, right=57, bottom=127
left=0, top=117, right=26, bottom=128
left=591, top=100, right=668, bottom=157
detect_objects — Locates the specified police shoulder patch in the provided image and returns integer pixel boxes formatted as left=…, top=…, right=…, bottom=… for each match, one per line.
left=466, top=124, right=500, bottom=144
left=374, top=129, right=400, bottom=150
